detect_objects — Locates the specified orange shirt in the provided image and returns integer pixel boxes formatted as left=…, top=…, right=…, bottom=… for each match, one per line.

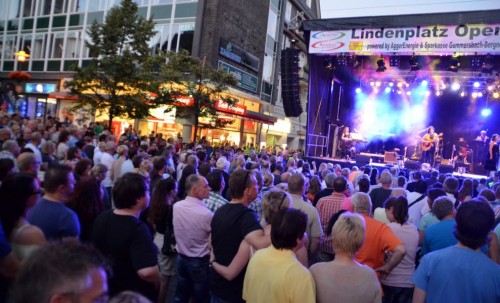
left=355, top=214, right=402, bottom=270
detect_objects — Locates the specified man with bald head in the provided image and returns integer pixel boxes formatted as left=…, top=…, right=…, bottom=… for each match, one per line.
left=173, top=174, right=212, bottom=302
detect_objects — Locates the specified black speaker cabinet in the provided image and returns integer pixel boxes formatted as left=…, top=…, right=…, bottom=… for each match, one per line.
left=404, top=160, right=421, bottom=170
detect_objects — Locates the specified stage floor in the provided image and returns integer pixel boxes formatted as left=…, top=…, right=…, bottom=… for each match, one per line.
left=307, top=155, right=487, bottom=180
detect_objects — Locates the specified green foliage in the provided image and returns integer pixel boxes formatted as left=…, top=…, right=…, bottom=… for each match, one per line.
left=150, top=50, right=239, bottom=140
left=66, top=0, right=157, bottom=128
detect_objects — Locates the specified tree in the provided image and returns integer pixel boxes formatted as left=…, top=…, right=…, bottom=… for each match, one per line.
left=66, top=0, right=158, bottom=129
left=149, top=50, right=238, bottom=142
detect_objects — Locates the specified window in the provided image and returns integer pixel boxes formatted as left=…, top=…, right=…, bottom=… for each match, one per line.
left=65, top=32, right=82, bottom=58
left=50, top=33, right=65, bottom=58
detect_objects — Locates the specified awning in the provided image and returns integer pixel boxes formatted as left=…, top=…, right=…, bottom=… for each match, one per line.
left=47, top=92, right=78, bottom=100
left=216, top=109, right=277, bottom=125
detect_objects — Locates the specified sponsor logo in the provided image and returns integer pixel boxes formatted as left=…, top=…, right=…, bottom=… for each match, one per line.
left=311, top=31, right=346, bottom=40
left=311, top=41, right=345, bottom=51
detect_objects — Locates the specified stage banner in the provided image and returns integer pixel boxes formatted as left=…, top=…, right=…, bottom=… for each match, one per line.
left=309, top=23, right=500, bottom=55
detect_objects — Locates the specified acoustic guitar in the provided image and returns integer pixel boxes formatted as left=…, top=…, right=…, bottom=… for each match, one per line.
left=421, top=133, right=442, bottom=151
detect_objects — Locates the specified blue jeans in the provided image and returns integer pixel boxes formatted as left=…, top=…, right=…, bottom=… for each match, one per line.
left=173, top=254, right=210, bottom=303
left=382, top=284, right=414, bottom=303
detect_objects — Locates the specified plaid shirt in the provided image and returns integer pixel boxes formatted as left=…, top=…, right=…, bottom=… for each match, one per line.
left=204, top=191, right=229, bottom=213
left=248, top=192, right=263, bottom=222
left=317, top=192, right=346, bottom=254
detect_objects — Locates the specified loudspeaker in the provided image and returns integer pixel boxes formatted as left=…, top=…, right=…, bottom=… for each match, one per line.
left=404, top=160, right=421, bottom=170
left=281, top=48, right=302, bottom=117
left=384, top=152, right=397, bottom=164
left=438, top=164, right=454, bottom=174
left=355, top=154, right=371, bottom=165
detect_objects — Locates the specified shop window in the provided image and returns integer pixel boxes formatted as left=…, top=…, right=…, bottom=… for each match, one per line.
left=47, top=60, right=61, bottom=71
left=31, top=61, right=44, bottom=71
left=36, top=17, right=50, bottom=29
left=69, top=14, right=84, bottom=26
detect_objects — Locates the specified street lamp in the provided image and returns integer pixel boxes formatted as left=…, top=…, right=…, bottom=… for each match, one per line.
left=14, top=50, right=30, bottom=71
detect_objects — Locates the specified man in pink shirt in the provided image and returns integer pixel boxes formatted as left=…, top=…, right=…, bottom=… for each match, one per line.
left=173, top=174, right=212, bottom=302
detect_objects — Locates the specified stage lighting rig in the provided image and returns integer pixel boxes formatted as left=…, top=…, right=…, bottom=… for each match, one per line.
left=409, top=54, right=420, bottom=71
left=376, top=56, right=387, bottom=72
left=448, top=53, right=460, bottom=72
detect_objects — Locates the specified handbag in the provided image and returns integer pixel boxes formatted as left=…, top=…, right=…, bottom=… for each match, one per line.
left=161, top=204, right=177, bottom=256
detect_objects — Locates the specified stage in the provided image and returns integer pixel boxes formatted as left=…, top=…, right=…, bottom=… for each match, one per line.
left=307, top=155, right=487, bottom=180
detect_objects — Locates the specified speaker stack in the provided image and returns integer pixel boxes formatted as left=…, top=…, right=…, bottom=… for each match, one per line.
left=280, top=48, right=302, bottom=117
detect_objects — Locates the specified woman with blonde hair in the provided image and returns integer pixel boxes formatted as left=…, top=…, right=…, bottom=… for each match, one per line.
left=310, top=212, right=381, bottom=303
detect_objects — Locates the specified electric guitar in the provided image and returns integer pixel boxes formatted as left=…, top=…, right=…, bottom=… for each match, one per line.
left=449, top=145, right=456, bottom=167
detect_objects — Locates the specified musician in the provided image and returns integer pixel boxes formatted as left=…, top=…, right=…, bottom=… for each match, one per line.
left=421, top=126, right=438, bottom=166
left=485, top=134, right=499, bottom=177
left=475, top=130, right=490, bottom=166
left=340, top=127, right=354, bottom=159
left=475, top=130, right=489, bottom=143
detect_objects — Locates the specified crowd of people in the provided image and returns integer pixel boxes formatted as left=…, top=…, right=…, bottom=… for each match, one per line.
left=1, top=112, right=500, bottom=303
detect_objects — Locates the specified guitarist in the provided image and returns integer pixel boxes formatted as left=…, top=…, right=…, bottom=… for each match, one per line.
left=421, top=126, right=439, bottom=166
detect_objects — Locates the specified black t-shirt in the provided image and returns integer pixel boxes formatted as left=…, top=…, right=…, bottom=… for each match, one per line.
left=92, top=210, right=158, bottom=301
left=210, top=203, right=262, bottom=302
left=369, top=187, right=392, bottom=209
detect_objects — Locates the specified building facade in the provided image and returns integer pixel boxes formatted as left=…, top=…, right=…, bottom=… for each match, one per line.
left=0, top=0, right=319, bottom=150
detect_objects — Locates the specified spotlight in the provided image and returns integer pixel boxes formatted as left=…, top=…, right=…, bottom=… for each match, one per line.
left=370, top=81, right=375, bottom=87
left=397, top=82, right=403, bottom=88
left=385, top=87, right=391, bottom=93
left=482, top=54, right=493, bottom=74
left=481, top=108, right=492, bottom=117
left=409, top=54, right=420, bottom=71
left=374, top=88, right=379, bottom=93
left=436, top=90, right=442, bottom=96
left=473, top=81, right=481, bottom=88
left=375, top=81, right=381, bottom=87
left=493, top=92, right=499, bottom=98
left=376, top=56, right=387, bottom=72
left=421, top=80, right=428, bottom=87
left=448, top=53, right=460, bottom=72
left=478, top=92, right=483, bottom=97
left=488, top=85, right=494, bottom=91
left=460, top=91, right=466, bottom=97
left=324, top=57, right=334, bottom=69
left=472, top=92, right=478, bottom=98
left=348, top=55, right=359, bottom=68
left=355, top=87, right=362, bottom=94
left=470, top=55, right=483, bottom=69
left=440, top=82, right=447, bottom=90
left=451, top=83, right=461, bottom=91
left=389, top=56, right=400, bottom=67
left=389, top=82, right=394, bottom=87
left=337, top=54, right=347, bottom=66
left=397, top=90, right=402, bottom=95
left=407, top=91, right=412, bottom=96
left=425, top=91, right=431, bottom=96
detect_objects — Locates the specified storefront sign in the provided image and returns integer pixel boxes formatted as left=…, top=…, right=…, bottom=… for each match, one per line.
left=219, top=39, right=260, bottom=72
left=218, top=61, right=258, bottom=93
left=25, top=83, right=57, bottom=93
left=215, top=99, right=246, bottom=116
left=309, top=23, right=500, bottom=54
left=173, top=96, right=194, bottom=107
